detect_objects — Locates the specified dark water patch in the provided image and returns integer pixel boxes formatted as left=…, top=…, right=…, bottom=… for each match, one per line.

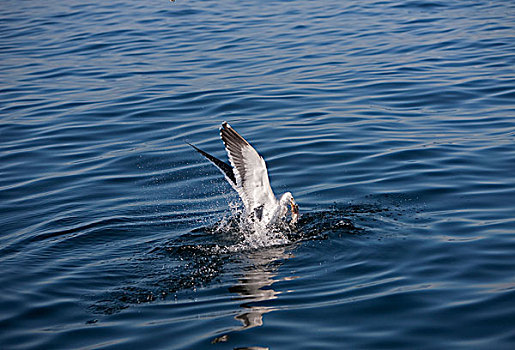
left=391, top=1, right=448, bottom=9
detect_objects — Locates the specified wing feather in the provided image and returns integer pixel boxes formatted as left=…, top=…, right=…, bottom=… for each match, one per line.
left=187, top=142, right=237, bottom=190
left=220, top=122, right=277, bottom=213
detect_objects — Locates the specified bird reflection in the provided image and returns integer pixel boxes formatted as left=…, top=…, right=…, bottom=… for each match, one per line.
left=212, top=246, right=297, bottom=346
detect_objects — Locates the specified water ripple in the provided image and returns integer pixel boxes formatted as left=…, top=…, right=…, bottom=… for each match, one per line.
left=1, top=0, right=514, bottom=349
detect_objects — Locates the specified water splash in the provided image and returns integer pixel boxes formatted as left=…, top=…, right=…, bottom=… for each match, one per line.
left=87, top=204, right=367, bottom=315
left=199, top=200, right=295, bottom=251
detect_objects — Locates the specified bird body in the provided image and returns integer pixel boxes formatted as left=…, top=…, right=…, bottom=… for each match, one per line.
left=189, top=122, right=298, bottom=226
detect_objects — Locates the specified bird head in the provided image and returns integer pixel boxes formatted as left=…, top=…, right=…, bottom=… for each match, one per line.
left=280, top=192, right=299, bottom=225
left=290, top=197, right=299, bottom=225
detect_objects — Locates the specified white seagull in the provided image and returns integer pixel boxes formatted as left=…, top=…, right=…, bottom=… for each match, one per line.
left=189, top=122, right=298, bottom=226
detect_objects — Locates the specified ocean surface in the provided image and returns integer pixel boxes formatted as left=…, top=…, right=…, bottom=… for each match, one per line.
left=1, top=0, right=514, bottom=349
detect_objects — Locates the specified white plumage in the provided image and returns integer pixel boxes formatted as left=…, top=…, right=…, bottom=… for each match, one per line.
left=189, top=122, right=298, bottom=226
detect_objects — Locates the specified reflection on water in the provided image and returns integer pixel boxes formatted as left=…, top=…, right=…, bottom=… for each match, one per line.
left=213, top=246, right=295, bottom=346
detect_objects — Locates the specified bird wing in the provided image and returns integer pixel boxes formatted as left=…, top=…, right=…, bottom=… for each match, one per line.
left=187, top=142, right=238, bottom=191
left=220, top=122, right=277, bottom=214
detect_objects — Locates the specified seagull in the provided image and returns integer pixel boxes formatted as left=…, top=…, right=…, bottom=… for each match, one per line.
left=188, top=122, right=298, bottom=226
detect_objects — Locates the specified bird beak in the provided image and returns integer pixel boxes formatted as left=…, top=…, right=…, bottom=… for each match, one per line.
left=290, top=198, right=299, bottom=224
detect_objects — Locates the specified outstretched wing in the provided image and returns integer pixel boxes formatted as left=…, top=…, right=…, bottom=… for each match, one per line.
left=187, top=142, right=237, bottom=190
left=220, top=122, right=277, bottom=213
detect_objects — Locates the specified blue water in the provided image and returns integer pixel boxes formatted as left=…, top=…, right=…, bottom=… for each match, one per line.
left=1, top=0, right=514, bottom=348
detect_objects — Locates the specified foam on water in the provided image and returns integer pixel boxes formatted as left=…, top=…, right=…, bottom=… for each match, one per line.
left=210, top=204, right=293, bottom=251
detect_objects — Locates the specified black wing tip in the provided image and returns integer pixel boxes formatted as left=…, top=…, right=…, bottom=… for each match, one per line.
left=186, top=141, right=201, bottom=152
left=219, top=121, right=229, bottom=140
left=219, top=121, right=250, bottom=147
left=187, top=140, right=237, bottom=185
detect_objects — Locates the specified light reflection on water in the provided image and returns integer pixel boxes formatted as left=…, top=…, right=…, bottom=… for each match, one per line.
left=215, top=247, right=294, bottom=345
